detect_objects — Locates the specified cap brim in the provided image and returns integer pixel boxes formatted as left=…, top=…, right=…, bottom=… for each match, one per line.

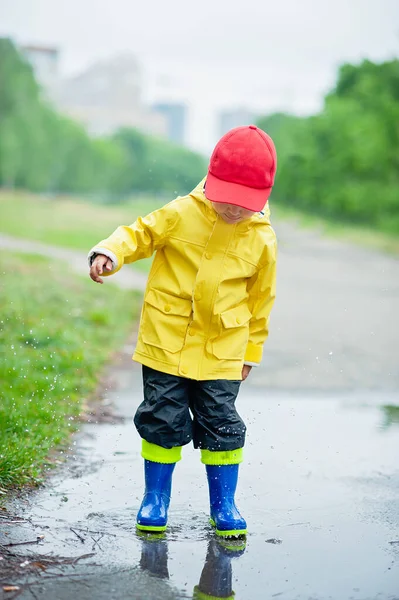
left=204, top=172, right=271, bottom=212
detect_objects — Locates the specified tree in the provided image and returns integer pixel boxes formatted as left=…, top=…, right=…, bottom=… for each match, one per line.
left=0, top=38, right=206, bottom=198
left=257, top=59, right=399, bottom=233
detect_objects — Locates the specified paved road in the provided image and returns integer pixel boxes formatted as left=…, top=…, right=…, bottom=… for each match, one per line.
left=263, top=219, right=399, bottom=392
left=1, top=225, right=398, bottom=599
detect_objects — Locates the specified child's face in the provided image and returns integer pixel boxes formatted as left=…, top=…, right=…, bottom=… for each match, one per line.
left=211, top=202, right=256, bottom=224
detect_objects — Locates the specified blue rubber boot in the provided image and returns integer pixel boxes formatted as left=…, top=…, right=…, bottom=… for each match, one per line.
left=136, top=460, right=175, bottom=532
left=206, top=464, right=247, bottom=538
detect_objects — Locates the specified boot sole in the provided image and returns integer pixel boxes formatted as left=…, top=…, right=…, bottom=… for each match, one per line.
left=209, top=517, right=247, bottom=538
left=136, top=523, right=167, bottom=532
left=193, top=585, right=235, bottom=600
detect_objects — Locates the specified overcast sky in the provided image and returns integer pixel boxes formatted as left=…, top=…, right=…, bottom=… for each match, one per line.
left=2, top=0, right=399, bottom=151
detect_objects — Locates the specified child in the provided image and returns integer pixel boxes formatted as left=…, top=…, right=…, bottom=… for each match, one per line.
left=88, top=125, right=277, bottom=538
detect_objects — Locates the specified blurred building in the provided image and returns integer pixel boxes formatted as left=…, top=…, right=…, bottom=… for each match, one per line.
left=53, top=54, right=167, bottom=138
left=218, top=108, right=256, bottom=137
left=152, top=103, right=187, bottom=145
left=21, top=44, right=60, bottom=91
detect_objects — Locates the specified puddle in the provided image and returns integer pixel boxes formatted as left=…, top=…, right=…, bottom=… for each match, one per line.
left=2, top=365, right=398, bottom=599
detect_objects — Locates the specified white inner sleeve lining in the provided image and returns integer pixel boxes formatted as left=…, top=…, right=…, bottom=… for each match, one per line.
left=87, top=247, right=118, bottom=270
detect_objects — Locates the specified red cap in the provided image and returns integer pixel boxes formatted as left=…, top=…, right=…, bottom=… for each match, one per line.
left=204, top=125, right=277, bottom=212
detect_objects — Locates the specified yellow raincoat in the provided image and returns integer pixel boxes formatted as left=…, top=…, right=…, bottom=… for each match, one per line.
left=89, top=180, right=277, bottom=380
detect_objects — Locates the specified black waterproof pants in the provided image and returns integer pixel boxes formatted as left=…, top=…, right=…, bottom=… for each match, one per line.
left=134, top=366, right=246, bottom=451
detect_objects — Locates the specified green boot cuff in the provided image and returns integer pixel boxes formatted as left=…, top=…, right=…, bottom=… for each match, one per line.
left=200, top=448, right=243, bottom=465
left=141, top=440, right=182, bottom=463
left=193, top=586, right=234, bottom=600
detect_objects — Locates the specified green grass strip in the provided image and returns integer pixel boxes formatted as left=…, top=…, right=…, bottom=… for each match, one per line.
left=0, top=191, right=164, bottom=272
left=0, top=252, right=140, bottom=489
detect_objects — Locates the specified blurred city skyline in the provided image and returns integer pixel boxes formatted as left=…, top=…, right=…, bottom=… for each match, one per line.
left=2, top=0, right=399, bottom=153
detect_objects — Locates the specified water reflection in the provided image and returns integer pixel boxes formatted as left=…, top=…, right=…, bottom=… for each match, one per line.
left=194, top=537, right=246, bottom=600
left=137, top=532, right=246, bottom=599
left=138, top=532, right=170, bottom=579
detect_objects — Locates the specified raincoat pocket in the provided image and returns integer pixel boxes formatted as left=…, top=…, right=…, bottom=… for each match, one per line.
left=210, top=304, right=252, bottom=360
left=141, top=289, right=192, bottom=353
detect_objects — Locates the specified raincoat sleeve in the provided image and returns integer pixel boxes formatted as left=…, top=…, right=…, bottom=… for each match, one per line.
left=87, top=203, right=178, bottom=275
left=244, top=241, right=277, bottom=366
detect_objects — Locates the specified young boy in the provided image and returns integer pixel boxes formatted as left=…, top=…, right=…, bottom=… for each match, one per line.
left=88, top=125, right=277, bottom=538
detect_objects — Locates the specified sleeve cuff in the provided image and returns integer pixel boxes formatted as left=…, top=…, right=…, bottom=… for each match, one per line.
left=87, top=247, right=119, bottom=274
left=244, top=342, right=263, bottom=364
left=244, top=361, right=259, bottom=367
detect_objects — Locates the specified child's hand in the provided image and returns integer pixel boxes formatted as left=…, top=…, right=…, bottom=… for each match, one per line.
left=89, top=254, right=113, bottom=284
left=241, top=365, right=252, bottom=381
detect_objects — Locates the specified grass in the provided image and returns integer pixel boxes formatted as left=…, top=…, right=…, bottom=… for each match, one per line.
left=273, top=204, right=399, bottom=255
left=0, top=251, right=140, bottom=488
left=0, top=191, right=166, bottom=272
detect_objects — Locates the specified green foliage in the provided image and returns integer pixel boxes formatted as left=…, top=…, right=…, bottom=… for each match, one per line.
left=257, top=59, right=399, bottom=234
left=0, top=252, right=139, bottom=487
left=0, top=38, right=206, bottom=197
left=111, top=128, right=206, bottom=195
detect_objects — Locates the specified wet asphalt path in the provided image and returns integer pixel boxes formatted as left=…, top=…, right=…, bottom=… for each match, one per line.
left=1, top=221, right=399, bottom=599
